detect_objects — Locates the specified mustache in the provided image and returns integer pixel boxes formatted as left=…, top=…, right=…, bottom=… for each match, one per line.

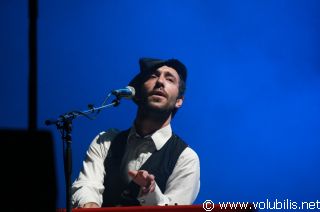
left=149, top=89, right=168, bottom=98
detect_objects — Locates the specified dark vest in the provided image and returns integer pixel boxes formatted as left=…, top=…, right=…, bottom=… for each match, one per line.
left=102, top=129, right=188, bottom=207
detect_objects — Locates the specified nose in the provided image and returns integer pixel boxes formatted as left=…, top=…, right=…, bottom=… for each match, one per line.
left=155, top=74, right=165, bottom=86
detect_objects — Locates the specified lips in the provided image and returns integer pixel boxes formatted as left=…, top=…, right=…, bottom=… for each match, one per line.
left=150, top=90, right=167, bottom=98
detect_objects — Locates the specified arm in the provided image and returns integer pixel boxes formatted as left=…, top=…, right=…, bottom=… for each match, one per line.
left=130, top=147, right=200, bottom=206
left=71, top=131, right=113, bottom=208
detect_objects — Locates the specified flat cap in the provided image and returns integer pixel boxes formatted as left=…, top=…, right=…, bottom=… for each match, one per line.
left=129, top=57, right=187, bottom=88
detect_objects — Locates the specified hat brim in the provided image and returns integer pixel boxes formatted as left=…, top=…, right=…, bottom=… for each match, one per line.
left=129, top=58, right=187, bottom=89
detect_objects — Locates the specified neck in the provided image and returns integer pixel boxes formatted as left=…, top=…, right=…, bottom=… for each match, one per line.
left=134, top=108, right=172, bottom=137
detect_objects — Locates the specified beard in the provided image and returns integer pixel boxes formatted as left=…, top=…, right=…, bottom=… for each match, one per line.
left=139, top=94, right=176, bottom=117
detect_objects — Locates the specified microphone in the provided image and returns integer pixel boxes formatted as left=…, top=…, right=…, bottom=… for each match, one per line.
left=112, top=86, right=135, bottom=99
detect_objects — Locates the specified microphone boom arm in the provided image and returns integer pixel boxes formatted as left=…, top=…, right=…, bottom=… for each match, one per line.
left=45, top=95, right=121, bottom=126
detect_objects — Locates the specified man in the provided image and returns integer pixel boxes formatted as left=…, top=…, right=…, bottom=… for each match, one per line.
left=71, top=57, right=200, bottom=208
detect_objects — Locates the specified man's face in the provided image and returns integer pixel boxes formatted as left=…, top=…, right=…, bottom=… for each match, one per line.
left=139, top=65, right=183, bottom=114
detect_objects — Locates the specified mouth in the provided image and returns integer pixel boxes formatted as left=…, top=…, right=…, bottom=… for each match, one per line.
left=150, top=90, right=167, bottom=98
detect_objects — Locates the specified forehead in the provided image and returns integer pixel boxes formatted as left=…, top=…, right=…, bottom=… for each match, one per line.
left=156, top=65, right=180, bottom=79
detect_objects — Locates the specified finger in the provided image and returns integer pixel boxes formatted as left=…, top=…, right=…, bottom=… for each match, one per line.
left=130, top=170, right=148, bottom=187
left=128, top=170, right=138, bottom=178
left=141, top=180, right=155, bottom=194
left=144, top=173, right=154, bottom=187
left=147, top=174, right=155, bottom=181
left=142, top=186, right=148, bottom=193
left=148, top=177, right=155, bottom=192
left=149, top=181, right=156, bottom=193
left=136, top=171, right=149, bottom=186
left=139, top=170, right=149, bottom=180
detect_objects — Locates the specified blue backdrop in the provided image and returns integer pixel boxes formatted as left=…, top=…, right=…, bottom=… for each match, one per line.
left=1, top=0, right=319, bottom=209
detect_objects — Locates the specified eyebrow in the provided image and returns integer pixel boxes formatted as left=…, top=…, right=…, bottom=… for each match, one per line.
left=154, top=69, right=178, bottom=80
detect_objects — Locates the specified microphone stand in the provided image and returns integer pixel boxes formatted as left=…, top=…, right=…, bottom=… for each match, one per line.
left=45, top=96, right=121, bottom=212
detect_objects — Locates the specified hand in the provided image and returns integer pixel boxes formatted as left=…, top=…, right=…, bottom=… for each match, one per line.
left=82, top=202, right=99, bottom=208
left=128, top=170, right=156, bottom=196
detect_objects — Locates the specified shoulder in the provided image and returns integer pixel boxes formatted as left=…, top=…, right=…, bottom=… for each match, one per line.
left=88, top=128, right=122, bottom=158
left=91, top=128, right=132, bottom=148
left=94, top=128, right=121, bottom=144
left=180, top=147, right=199, bottom=162
left=172, top=146, right=200, bottom=175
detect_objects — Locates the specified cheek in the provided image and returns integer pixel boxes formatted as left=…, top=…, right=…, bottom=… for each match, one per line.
left=143, top=79, right=155, bottom=90
left=169, top=84, right=180, bottom=97
left=140, top=82, right=153, bottom=97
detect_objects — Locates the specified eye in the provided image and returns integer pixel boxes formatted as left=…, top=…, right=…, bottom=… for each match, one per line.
left=150, top=74, right=157, bottom=78
left=166, top=77, right=175, bottom=83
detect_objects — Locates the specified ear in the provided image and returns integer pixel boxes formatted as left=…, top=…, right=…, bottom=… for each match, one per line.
left=175, top=96, right=184, bottom=109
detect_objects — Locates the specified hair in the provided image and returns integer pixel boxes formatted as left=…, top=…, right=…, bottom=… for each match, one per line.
left=172, top=74, right=186, bottom=117
left=177, top=75, right=186, bottom=98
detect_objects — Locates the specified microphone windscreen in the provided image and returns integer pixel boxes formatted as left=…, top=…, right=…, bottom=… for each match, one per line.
left=126, top=86, right=136, bottom=98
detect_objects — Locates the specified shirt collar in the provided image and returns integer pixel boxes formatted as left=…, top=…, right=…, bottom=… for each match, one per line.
left=128, top=124, right=172, bottom=151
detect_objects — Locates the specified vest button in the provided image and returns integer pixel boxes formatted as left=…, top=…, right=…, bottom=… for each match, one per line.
left=122, top=189, right=130, bottom=195
left=140, top=199, right=145, bottom=204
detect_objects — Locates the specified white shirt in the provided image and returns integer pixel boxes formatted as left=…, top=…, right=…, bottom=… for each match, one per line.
left=71, top=124, right=200, bottom=207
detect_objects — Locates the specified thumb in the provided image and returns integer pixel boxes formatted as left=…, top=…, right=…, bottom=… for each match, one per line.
left=128, top=170, right=138, bottom=178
